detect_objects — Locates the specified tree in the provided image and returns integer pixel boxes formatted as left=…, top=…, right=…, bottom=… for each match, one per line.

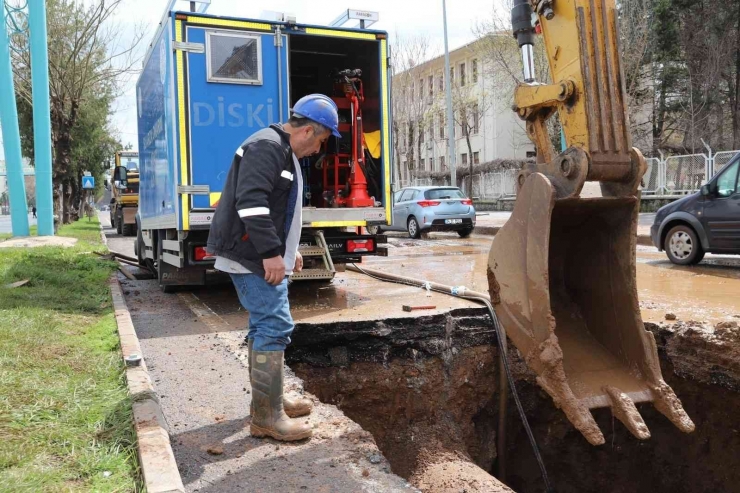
left=390, top=33, right=437, bottom=185
left=442, top=68, right=493, bottom=192
left=10, top=0, right=144, bottom=223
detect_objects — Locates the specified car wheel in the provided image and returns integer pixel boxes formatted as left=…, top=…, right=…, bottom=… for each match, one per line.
left=366, top=225, right=382, bottom=235
left=457, top=228, right=474, bottom=238
left=407, top=217, right=421, bottom=239
left=664, top=225, right=704, bottom=265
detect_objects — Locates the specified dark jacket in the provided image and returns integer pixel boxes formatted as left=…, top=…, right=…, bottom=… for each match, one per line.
left=206, top=125, right=296, bottom=276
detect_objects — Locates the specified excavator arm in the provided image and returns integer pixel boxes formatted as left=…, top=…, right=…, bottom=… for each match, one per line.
left=488, top=0, right=695, bottom=445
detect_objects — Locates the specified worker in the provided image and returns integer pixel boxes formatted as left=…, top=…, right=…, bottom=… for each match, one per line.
left=206, top=94, right=341, bottom=442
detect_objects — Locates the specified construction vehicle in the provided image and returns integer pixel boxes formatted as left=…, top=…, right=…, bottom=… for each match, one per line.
left=131, top=2, right=390, bottom=291
left=110, top=151, right=140, bottom=236
left=488, top=0, right=695, bottom=445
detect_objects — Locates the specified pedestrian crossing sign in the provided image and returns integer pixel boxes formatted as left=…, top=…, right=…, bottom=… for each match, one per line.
left=82, top=176, right=95, bottom=189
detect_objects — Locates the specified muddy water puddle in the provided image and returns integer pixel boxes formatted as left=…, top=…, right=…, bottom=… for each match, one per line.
left=637, top=259, right=740, bottom=323
left=369, top=242, right=740, bottom=325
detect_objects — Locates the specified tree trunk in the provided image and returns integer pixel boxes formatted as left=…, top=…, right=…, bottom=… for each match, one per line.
left=734, top=2, right=740, bottom=148
left=654, top=71, right=668, bottom=153
left=466, top=131, right=474, bottom=195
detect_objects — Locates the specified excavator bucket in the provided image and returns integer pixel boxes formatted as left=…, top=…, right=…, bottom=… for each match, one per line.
left=488, top=173, right=695, bottom=445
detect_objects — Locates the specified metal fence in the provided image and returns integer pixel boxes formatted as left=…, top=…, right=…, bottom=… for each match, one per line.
left=635, top=148, right=739, bottom=196
left=404, top=147, right=740, bottom=199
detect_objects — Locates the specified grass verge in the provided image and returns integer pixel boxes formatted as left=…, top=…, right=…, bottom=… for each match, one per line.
left=0, top=217, right=140, bottom=492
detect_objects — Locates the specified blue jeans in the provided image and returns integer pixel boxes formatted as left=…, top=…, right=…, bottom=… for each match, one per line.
left=229, top=274, right=294, bottom=351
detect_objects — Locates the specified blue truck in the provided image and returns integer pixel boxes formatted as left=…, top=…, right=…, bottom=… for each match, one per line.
left=128, top=6, right=393, bottom=291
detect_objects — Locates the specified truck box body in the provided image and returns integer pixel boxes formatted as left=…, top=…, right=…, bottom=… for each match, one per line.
left=136, top=11, right=392, bottom=287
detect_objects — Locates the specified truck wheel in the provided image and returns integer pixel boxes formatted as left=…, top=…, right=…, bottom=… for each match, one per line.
left=664, top=225, right=704, bottom=265
left=122, top=222, right=135, bottom=236
left=136, top=226, right=146, bottom=267
left=115, top=214, right=123, bottom=235
left=407, top=217, right=421, bottom=239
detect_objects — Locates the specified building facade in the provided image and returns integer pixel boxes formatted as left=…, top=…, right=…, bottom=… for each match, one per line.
left=392, top=39, right=534, bottom=187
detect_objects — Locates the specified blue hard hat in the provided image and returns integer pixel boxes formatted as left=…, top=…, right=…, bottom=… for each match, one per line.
left=292, top=94, right=342, bottom=138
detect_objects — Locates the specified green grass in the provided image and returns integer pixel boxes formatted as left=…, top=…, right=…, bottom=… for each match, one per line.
left=0, top=217, right=140, bottom=492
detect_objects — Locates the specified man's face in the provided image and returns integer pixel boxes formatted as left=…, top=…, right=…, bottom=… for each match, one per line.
left=292, top=126, right=330, bottom=159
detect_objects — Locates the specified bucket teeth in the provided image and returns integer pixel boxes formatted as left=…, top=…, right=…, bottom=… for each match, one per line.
left=531, top=336, right=605, bottom=446
left=651, top=381, right=696, bottom=433
left=604, top=386, right=651, bottom=440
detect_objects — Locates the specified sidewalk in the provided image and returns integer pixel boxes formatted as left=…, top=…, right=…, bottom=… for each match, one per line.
left=474, top=212, right=655, bottom=245
left=116, top=266, right=416, bottom=492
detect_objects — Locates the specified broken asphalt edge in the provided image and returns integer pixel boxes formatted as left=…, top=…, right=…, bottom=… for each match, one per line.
left=110, top=277, right=186, bottom=493
left=99, top=219, right=185, bottom=493
left=473, top=225, right=652, bottom=246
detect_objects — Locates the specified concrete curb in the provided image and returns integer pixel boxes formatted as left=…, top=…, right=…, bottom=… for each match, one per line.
left=473, top=225, right=653, bottom=246
left=110, top=276, right=185, bottom=493
left=100, top=217, right=183, bottom=492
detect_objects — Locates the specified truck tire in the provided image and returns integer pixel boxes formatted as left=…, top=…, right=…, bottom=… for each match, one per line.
left=664, top=224, right=705, bottom=265
left=136, top=223, right=146, bottom=267
left=115, top=212, right=123, bottom=235
left=122, top=222, right=136, bottom=237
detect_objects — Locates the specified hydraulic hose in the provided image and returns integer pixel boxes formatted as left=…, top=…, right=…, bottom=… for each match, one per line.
left=347, top=264, right=554, bottom=493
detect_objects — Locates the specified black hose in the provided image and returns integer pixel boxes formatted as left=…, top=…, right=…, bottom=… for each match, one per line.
left=349, top=264, right=554, bottom=493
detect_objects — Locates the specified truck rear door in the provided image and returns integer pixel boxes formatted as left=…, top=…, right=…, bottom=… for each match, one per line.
left=178, top=17, right=289, bottom=214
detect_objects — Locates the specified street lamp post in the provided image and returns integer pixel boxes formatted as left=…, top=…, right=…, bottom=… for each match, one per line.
left=442, top=0, right=456, bottom=187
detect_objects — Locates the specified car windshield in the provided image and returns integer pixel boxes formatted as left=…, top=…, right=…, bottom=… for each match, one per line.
left=425, top=188, right=465, bottom=200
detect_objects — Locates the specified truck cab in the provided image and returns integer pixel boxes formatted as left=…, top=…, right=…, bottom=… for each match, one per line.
left=110, top=151, right=140, bottom=236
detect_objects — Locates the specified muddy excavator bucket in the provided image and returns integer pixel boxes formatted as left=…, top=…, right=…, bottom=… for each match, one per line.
left=488, top=172, right=695, bottom=445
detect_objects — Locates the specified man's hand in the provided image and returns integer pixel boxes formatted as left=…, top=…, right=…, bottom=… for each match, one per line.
left=263, top=256, right=285, bottom=286
left=295, top=251, right=303, bottom=273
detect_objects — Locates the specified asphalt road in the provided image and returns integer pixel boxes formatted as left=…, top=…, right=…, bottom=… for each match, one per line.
left=0, top=213, right=37, bottom=234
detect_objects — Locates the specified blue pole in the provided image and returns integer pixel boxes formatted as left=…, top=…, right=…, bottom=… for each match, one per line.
left=0, top=3, right=30, bottom=236
left=560, top=127, right=566, bottom=152
left=29, top=0, right=53, bottom=235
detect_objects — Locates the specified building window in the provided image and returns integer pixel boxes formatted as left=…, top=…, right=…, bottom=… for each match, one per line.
left=430, top=157, right=435, bottom=170
left=428, top=75, right=434, bottom=98
left=408, top=122, right=414, bottom=147
left=472, top=59, right=478, bottom=83
left=461, top=153, right=468, bottom=165
left=438, top=74, right=444, bottom=92
left=439, top=113, right=445, bottom=139
left=460, top=62, right=466, bottom=86
left=440, top=156, right=446, bottom=169
left=473, top=151, right=480, bottom=164
left=207, top=32, right=263, bottom=85
left=421, top=158, right=425, bottom=169
left=419, top=126, right=424, bottom=143
left=473, top=104, right=479, bottom=134
left=450, top=67, right=454, bottom=84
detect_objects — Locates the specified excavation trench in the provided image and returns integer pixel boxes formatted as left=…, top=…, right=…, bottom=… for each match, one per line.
left=286, top=310, right=740, bottom=493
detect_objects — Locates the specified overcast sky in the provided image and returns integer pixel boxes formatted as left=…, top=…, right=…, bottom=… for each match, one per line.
left=1, top=0, right=497, bottom=158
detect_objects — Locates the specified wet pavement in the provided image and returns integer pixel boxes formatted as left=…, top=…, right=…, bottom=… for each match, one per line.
left=103, top=208, right=740, bottom=330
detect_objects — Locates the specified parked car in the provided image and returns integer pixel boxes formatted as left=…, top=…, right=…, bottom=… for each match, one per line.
left=371, top=186, right=476, bottom=239
left=651, top=153, right=740, bottom=264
